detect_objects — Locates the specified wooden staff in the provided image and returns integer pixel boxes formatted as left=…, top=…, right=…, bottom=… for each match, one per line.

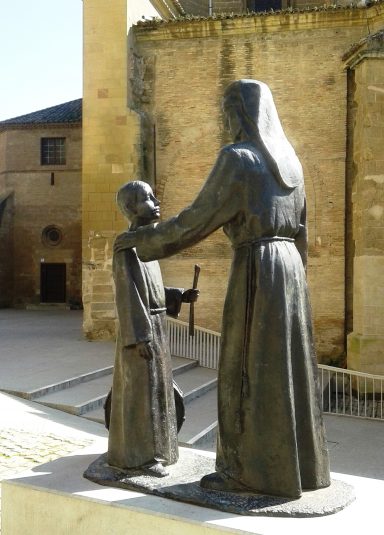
left=189, top=264, right=200, bottom=337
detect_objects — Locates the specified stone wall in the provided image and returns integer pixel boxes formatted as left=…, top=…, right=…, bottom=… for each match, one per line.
left=82, top=2, right=384, bottom=365
left=0, top=126, right=82, bottom=306
left=130, top=6, right=384, bottom=362
left=0, top=190, right=14, bottom=307
left=82, top=0, right=142, bottom=338
left=83, top=232, right=116, bottom=339
left=346, top=32, right=384, bottom=374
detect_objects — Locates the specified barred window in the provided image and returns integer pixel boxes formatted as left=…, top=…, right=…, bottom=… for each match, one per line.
left=41, top=137, right=66, bottom=165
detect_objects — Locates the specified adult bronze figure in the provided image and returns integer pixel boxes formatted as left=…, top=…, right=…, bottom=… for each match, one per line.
left=115, top=80, right=330, bottom=498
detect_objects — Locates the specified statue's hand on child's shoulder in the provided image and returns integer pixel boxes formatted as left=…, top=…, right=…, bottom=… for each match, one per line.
left=114, top=231, right=137, bottom=254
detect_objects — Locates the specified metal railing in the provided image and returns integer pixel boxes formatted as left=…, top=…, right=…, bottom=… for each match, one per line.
left=319, top=365, right=384, bottom=420
left=167, top=317, right=384, bottom=420
left=167, top=317, right=220, bottom=369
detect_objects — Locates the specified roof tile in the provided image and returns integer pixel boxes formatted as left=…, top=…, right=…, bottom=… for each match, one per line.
left=0, top=99, right=82, bottom=127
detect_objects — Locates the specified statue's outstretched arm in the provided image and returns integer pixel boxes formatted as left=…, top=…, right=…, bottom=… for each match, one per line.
left=136, top=148, right=244, bottom=261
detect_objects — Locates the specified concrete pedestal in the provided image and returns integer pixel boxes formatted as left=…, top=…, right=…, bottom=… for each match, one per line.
left=2, top=441, right=383, bottom=535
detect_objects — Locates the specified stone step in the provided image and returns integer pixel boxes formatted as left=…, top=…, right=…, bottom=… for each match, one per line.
left=172, top=355, right=198, bottom=376
left=84, top=387, right=218, bottom=449
left=83, top=406, right=106, bottom=425
left=26, top=303, right=71, bottom=310
left=174, top=366, right=217, bottom=404
left=83, top=365, right=219, bottom=449
left=178, top=386, right=218, bottom=448
left=36, top=375, right=114, bottom=416
left=16, top=366, right=114, bottom=401
left=7, top=356, right=194, bottom=403
left=33, top=356, right=203, bottom=418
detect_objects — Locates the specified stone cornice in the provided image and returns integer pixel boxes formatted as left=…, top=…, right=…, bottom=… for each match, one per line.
left=135, top=2, right=384, bottom=40
left=343, top=29, right=384, bottom=68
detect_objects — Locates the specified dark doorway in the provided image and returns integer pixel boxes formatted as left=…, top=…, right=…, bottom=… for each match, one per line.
left=40, top=263, right=66, bottom=303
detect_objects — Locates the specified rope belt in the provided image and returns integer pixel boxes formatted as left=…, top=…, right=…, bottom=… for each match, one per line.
left=150, top=307, right=167, bottom=315
left=234, top=234, right=295, bottom=433
left=234, top=236, right=295, bottom=250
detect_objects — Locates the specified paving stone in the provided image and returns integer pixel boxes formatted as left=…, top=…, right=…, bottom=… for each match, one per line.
left=0, top=428, right=92, bottom=480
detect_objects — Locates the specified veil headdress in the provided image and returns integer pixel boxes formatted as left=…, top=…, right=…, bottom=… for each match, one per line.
left=223, top=80, right=303, bottom=189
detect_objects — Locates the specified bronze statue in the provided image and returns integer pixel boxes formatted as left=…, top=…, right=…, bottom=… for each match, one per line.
left=115, top=80, right=330, bottom=498
left=108, top=180, right=198, bottom=477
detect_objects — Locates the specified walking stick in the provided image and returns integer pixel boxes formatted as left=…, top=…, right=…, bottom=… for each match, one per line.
left=189, top=264, right=200, bottom=337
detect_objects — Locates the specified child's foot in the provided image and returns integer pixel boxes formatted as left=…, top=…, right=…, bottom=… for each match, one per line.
left=145, top=462, right=169, bottom=477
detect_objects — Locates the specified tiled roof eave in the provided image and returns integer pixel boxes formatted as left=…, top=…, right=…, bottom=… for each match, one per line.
left=0, top=121, right=82, bottom=133
left=0, top=98, right=82, bottom=128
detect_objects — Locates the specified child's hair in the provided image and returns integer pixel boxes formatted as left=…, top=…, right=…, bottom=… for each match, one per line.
left=116, top=180, right=149, bottom=220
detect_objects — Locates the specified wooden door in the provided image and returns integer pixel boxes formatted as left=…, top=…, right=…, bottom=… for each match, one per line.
left=40, top=263, right=66, bottom=303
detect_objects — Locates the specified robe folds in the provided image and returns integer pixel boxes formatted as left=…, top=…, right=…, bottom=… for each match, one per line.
left=107, top=247, right=180, bottom=470
left=135, top=142, right=331, bottom=497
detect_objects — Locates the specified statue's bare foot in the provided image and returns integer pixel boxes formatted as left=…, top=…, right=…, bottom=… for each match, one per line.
left=145, top=462, right=169, bottom=478
left=200, top=471, right=248, bottom=492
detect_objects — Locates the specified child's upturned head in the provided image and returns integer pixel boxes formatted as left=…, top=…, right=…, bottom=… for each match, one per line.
left=117, top=181, right=160, bottom=225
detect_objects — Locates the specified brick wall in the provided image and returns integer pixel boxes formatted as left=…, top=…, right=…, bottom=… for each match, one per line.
left=0, top=190, right=14, bottom=307
left=130, top=6, right=384, bottom=362
left=1, top=127, right=82, bottom=306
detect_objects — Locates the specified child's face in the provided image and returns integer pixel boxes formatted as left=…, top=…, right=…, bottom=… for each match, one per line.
left=134, top=185, right=160, bottom=223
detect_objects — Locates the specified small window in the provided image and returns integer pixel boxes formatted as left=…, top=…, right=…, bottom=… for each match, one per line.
left=41, top=137, right=66, bottom=165
left=42, top=225, right=63, bottom=247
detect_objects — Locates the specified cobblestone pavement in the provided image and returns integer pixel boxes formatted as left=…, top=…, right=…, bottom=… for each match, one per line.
left=0, top=428, right=92, bottom=480
left=0, top=426, right=92, bottom=533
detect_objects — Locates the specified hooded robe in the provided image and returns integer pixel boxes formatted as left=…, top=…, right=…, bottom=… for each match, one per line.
left=134, top=80, right=330, bottom=497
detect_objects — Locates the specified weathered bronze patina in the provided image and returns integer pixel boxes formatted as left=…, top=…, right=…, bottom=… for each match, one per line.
left=108, top=181, right=198, bottom=477
left=116, top=80, right=331, bottom=497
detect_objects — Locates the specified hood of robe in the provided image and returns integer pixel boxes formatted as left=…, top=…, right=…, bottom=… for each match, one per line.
left=223, top=79, right=303, bottom=189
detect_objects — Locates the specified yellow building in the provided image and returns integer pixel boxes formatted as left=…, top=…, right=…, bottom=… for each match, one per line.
left=82, top=0, right=384, bottom=374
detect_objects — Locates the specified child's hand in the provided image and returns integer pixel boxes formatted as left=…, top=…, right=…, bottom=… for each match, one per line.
left=136, top=341, right=153, bottom=360
left=114, top=231, right=136, bottom=254
left=182, top=289, right=200, bottom=303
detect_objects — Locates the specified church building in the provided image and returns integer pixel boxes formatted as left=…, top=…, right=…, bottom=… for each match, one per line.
left=82, top=0, right=384, bottom=375
left=1, top=0, right=383, bottom=378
